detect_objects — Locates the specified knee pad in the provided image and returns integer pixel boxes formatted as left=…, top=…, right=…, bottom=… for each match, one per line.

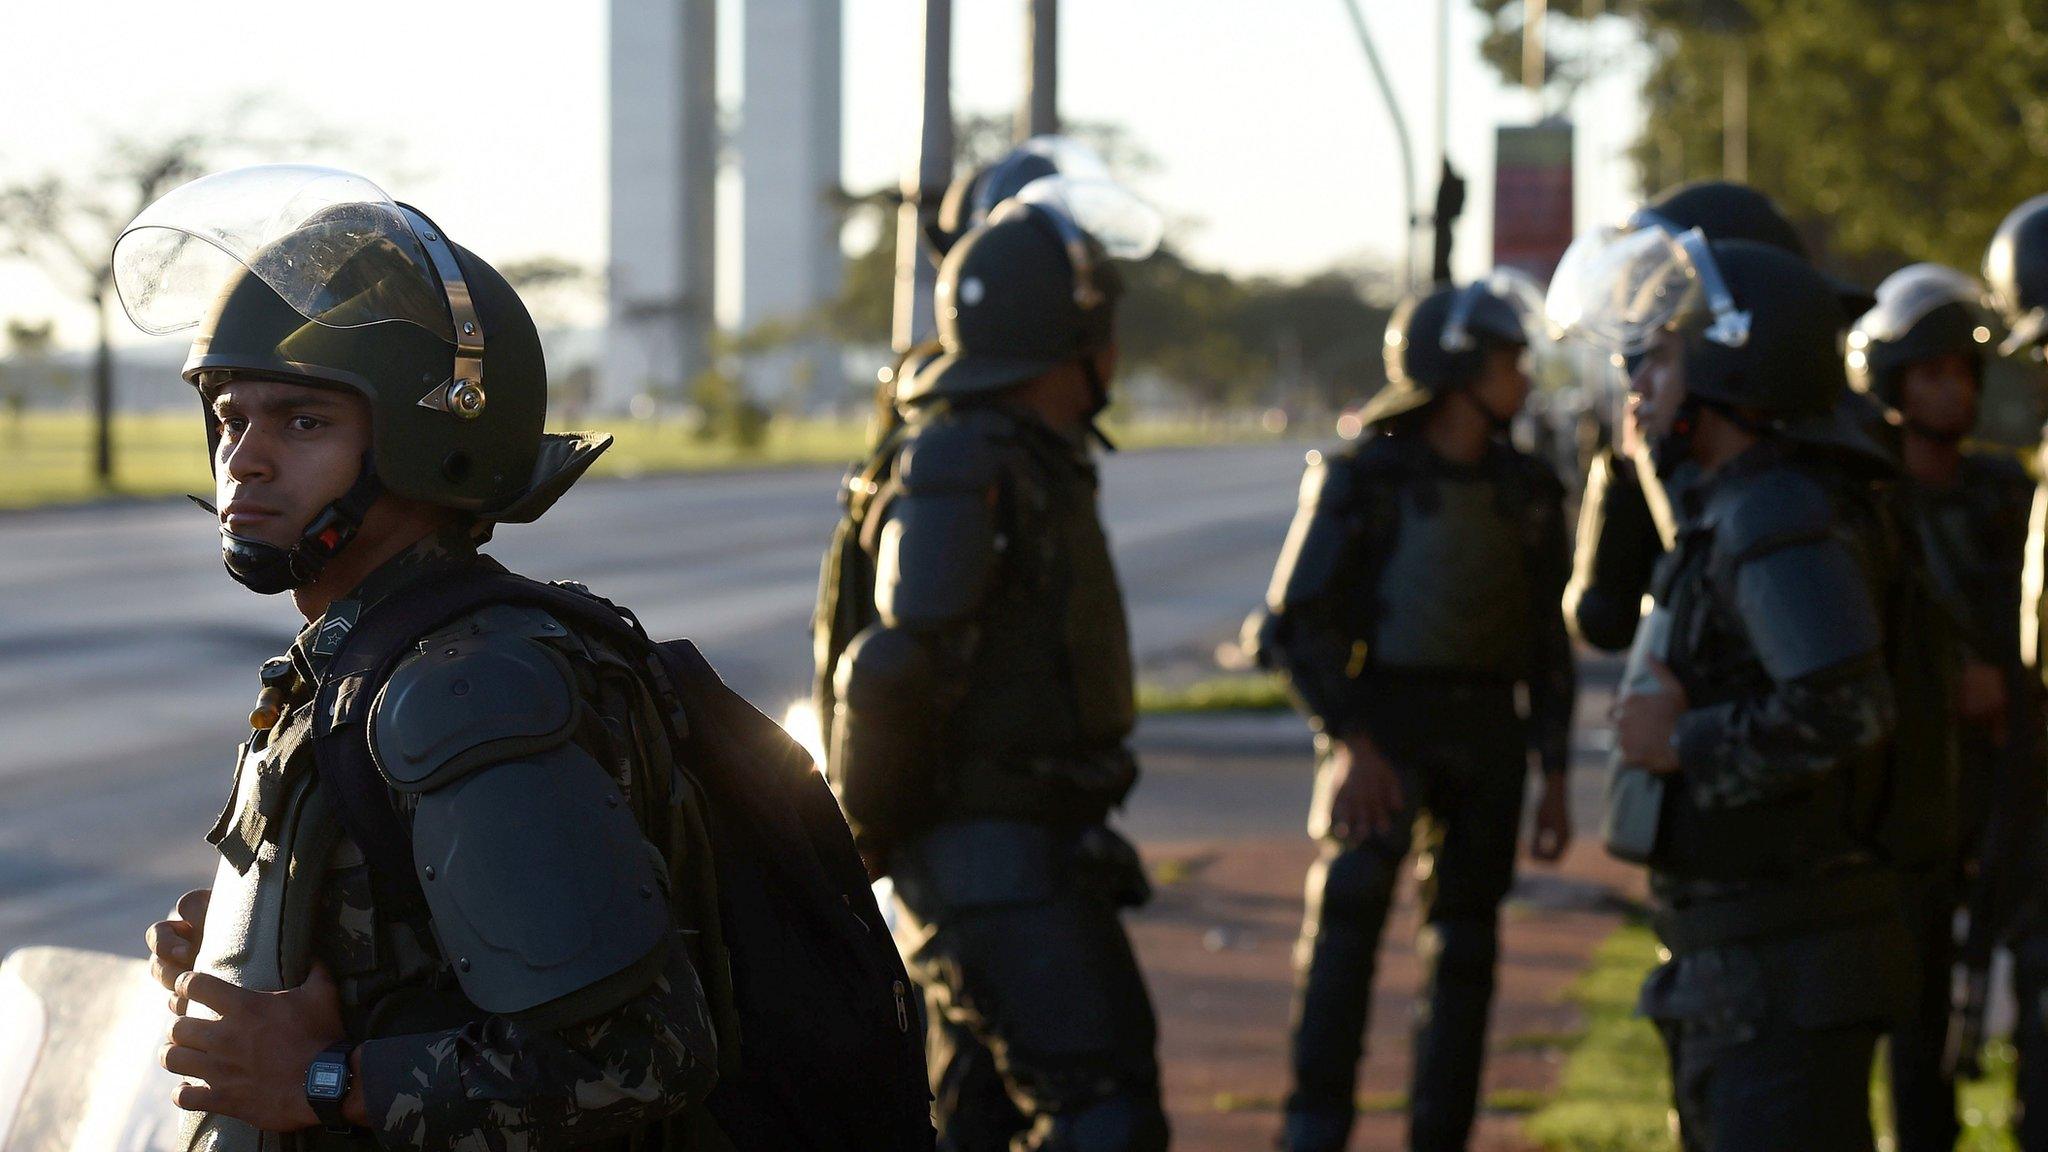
left=1310, top=846, right=1398, bottom=925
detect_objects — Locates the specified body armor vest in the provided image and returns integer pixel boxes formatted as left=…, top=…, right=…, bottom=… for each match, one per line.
left=1651, top=458, right=1881, bottom=892
left=185, top=709, right=344, bottom=1152
left=1370, top=473, right=1533, bottom=675
left=946, top=431, right=1135, bottom=761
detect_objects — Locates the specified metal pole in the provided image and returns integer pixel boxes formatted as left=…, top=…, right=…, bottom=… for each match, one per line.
left=1722, top=41, right=1748, bottom=182
left=894, top=0, right=954, bottom=352
left=1020, top=0, right=1059, bottom=140
left=1338, top=0, right=1419, bottom=293
left=1523, top=0, right=1547, bottom=97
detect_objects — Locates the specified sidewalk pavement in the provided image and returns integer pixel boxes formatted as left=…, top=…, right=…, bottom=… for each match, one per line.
left=1121, top=668, right=1639, bottom=1151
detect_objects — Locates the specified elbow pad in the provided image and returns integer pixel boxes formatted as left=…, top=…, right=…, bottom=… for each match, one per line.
left=828, top=623, right=948, bottom=849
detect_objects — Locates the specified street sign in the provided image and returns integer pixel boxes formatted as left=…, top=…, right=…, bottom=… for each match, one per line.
left=1494, top=122, right=1576, bottom=284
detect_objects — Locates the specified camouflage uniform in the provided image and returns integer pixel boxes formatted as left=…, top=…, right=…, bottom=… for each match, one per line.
left=195, top=529, right=719, bottom=1152
left=1636, top=440, right=1906, bottom=1152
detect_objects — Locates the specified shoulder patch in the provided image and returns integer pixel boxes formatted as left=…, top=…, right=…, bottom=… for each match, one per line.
left=370, top=630, right=580, bottom=792
left=1709, top=463, right=1836, bottom=565
left=897, top=414, right=1007, bottom=495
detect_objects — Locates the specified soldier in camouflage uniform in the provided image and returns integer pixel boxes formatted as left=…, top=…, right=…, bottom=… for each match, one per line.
left=814, top=173, right=1167, bottom=1152
left=1559, top=230, right=1907, bottom=1150
left=1565, top=181, right=1878, bottom=653
left=1847, top=263, right=2040, bottom=1152
left=120, top=167, right=722, bottom=1151
left=1259, top=274, right=1577, bottom=1152
left=1984, top=195, right=2048, bottom=1152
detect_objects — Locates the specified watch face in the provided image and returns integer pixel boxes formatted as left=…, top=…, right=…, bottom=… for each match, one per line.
left=307, top=1062, right=346, bottom=1100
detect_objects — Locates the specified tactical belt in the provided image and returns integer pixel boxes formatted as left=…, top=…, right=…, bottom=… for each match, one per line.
left=945, top=747, right=1138, bottom=825
left=1654, top=866, right=1898, bottom=953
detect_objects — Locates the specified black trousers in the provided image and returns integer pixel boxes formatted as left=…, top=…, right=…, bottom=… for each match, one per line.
left=1282, top=680, right=1527, bottom=1152
left=892, top=818, right=1168, bottom=1152
left=1641, top=917, right=1909, bottom=1152
left=2015, top=928, right=2048, bottom=1152
left=1887, top=865, right=1961, bottom=1152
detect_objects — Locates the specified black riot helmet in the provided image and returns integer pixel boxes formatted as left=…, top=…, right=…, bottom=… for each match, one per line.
left=900, top=174, right=1162, bottom=407
left=1986, top=194, right=2048, bottom=355
left=1636, top=180, right=1875, bottom=315
left=1362, top=270, right=1544, bottom=429
left=1550, top=230, right=1846, bottom=422
left=1845, top=263, right=1989, bottom=407
left=924, top=136, right=1111, bottom=261
left=114, top=165, right=608, bottom=594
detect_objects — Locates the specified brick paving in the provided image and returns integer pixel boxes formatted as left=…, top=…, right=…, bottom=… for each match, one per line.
left=1120, top=672, right=1640, bottom=1151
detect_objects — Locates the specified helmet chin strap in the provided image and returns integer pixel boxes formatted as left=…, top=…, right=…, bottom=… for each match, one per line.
left=204, top=453, right=385, bottom=595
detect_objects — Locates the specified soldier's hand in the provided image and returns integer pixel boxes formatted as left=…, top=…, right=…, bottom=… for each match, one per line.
left=1959, top=661, right=2008, bottom=736
left=147, top=888, right=211, bottom=992
left=1614, top=660, right=1685, bottom=773
left=1328, top=734, right=1404, bottom=845
left=163, top=964, right=347, bottom=1132
left=1530, top=775, right=1572, bottom=862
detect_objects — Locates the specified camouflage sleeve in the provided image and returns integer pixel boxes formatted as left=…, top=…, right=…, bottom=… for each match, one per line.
left=356, top=938, right=718, bottom=1152
left=1527, top=479, right=1577, bottom=778
left=1670, top=658, right=1895, bottom=811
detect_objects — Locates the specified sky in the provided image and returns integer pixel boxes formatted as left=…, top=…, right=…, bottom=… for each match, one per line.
left=0, top=0, right=1651, bottom=352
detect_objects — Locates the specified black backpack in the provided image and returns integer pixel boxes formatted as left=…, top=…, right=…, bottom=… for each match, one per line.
left=306, top=567, right=934, bottom=1151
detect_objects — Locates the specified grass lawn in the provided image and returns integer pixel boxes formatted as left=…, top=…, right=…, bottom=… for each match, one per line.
left=1526, top=920, right=2023, bottom=1151
left=1136, top=672, right=1292, bottom=715
left=0, top=410, right=1285, bottom=510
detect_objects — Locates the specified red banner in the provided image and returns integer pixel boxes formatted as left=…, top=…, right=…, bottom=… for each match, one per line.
left=1493, top=123, right=1575, bottom=285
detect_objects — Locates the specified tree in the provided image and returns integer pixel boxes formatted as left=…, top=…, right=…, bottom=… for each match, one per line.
left=1468, top=0, right=2048, bottom=279
left=0, top=135, right=209, bottom=485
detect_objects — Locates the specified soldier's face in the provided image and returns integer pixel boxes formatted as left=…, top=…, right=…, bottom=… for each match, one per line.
left=1898, top=353, right=1979, bottom=438
left=1628, top=331, right=1688, bottom=446
left=208, top=379, right=372, bottom=548
left=1472, top=346, right=1532, bottom=421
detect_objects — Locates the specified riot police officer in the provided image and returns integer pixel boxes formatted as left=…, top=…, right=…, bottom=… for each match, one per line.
left=1565, top=180, right=1877, bottom=652
left=1558, top=231, right=1907, bottom=1150
left=119, top=166, right=932, bottom=1152
left=1984, top=193, right=2048, bottom=1151
left=1259, top=274, right=1577, bottom=1152
left=1848, top=264, right=2039, bottom=1152
left=816, top=173, right=1169, bottom=1152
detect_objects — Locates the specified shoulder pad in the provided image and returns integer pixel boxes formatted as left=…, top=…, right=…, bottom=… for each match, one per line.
left=1708, top=464, right=1836, bottom=565
left=370, top=622, right=580, bottom=793
left=411, top=739, right=671, bottom=1017
left=1295, top=449, right=1358, bottom=510
left=1348, top=433, right=1411, bottom=477
left=1500, top=445, right=1567, bottom=497
left=1963, top=450, right=2034, bottom=502
left=898, top=415, right=1007, bottom=495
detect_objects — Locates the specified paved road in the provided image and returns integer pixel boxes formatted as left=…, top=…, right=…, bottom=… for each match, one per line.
left=0, top=442, right=1310, bottom=958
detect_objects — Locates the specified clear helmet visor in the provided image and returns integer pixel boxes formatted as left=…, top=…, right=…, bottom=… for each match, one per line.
left=990, top=174, right=1164, bottom=310
left=969, top=134, right=1115, bottom=223
left=1854, top=262, right=1985, bottom=344
left=1546, top=224, right=1748, bottom=355
left=113, top=164, right=454, bottom=342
